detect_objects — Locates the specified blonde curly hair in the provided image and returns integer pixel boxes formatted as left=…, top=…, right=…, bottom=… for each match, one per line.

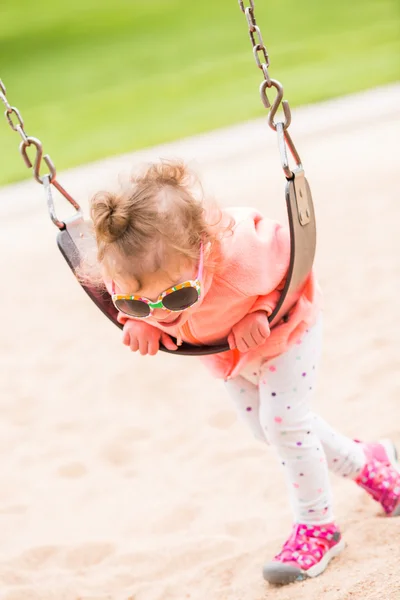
left=82, top=159, right=233, bottom=288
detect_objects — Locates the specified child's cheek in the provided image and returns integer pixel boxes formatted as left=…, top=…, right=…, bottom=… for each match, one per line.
left=179, top=305, right=197, bottom=326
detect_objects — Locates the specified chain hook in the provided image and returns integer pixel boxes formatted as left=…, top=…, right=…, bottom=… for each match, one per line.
left=19, top=136, right=56, bottom=184
left=2, top=78, right=81, bottom=227
left=260, top=79, right=292, bottom=131
left=270, top=98, right=291, bottom=131
left=19, top=136, right=42, bottom=169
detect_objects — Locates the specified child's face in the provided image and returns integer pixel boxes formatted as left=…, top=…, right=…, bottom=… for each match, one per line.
left=114, top=259, right=197, bottom=326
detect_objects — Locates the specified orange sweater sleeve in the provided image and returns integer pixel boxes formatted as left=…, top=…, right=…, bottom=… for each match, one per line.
left=223, top=212, right=290, bottom=316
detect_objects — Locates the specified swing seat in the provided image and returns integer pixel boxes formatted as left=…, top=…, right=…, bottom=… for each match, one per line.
left=56, top=171, right=316, bottom=356
left=56, top=217, right=229, bottom=356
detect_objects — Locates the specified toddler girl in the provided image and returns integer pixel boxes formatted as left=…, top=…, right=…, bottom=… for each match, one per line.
left=89, top=160, right=400, bottom=585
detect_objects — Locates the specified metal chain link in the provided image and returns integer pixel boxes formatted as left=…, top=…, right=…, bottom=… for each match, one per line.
left=240, top=1, right=271, bottom=87
left=1, top=80, right=27, bottom=142
left=0, top=78, right=80, bottom=227
left=238, top=1, right=288, bottom=127
left=238, top=1, right=302, bottom=176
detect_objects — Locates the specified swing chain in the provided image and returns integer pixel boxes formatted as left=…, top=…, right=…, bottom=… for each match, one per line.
left=0, top=79, right=80, bottom=229
left=239, top=0, right=271, bottom=86
left=238, top=1, right=303, bottom=179
left=0, top=80, right=29, bottom=143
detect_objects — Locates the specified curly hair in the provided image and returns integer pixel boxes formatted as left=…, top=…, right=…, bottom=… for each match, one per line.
left=80, top=159, right=233, bottom=288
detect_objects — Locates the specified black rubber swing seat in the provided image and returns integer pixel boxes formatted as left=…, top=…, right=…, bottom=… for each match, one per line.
left=57, top=172, right=316, bottom=356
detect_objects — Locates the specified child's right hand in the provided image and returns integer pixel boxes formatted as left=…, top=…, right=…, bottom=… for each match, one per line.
left=117, top=314, right=178, bottom=355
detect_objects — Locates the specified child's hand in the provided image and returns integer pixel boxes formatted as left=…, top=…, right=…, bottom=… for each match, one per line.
left=228, top=311, right=270, bottom=353
left=119, top=317, right=178, bottom=355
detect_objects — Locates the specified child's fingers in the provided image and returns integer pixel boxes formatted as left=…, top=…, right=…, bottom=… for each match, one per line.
left=129, top=336, right=139, bottom=352
left=160, top=333, right=178, bottom=351
left=236, top=335, right=250, bottom=353
left=228, top=332, right=236, bottom=350
left=257, top=327, right=269, bottom=343
left=258, top=319, right=270, bottom=338
left=148, top=337, right=160, bottom=356
left=122, top=329, right=131, bottom=346
left=138, top=337, right=149, bottom=355
left=250, top=324, right=267, bottom=346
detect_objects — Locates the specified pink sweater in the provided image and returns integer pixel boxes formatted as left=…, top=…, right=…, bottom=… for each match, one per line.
left=113, top=207, right=322, bottom=379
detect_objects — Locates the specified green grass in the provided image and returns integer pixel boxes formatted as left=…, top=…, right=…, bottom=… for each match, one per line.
left=1, top=0, right=399, bottom=185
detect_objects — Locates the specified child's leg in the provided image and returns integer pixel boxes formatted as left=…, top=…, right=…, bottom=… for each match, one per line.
left=225, top=319, right=399, bottom=584
left=257, top=321, right=347, bottom=584
left=225, top=372, right=367, bottom=479
left=224, top=375, right=267, bottom=443
left=225, top=375, right=367, bottom=477
left=313, top=414, right=365, bottom=478
left=258, top=320, right=334, bottom=524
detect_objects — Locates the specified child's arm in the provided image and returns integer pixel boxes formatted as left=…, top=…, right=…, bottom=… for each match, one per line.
left=224, top=213, right=291, bottom=352
left=221, top=213, right=290, bottom=317
left=227, top=311, right=270, bottom=352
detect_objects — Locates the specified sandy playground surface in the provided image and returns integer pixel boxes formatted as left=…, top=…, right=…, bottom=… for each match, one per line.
left=0, top=85, right=399, bottom=600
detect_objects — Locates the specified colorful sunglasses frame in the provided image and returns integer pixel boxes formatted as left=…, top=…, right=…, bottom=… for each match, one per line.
left=111, top=243, right=204, bottom=318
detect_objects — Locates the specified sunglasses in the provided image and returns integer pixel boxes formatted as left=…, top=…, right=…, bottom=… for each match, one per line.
left=111, top=244, right=203, bottom=319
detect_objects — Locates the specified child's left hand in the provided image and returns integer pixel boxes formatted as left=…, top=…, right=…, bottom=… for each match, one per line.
left=228, top=311, right=270, bottom=353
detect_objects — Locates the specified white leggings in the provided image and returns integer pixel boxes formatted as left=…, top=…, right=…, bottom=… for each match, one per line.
left=225, top=318, right=366, bottom=525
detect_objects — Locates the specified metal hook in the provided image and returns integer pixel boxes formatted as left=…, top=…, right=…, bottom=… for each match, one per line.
left=19, top=136, right=81, bottom=219
left=268, top=80, right=291, bottom=131
left=260, top=78, right=279, bottom=109
left=270, top=99, right=291, bottom=131
left=42, top=154, right=57, bottom=183
left=20, top=136, right=42, bottom=169
left=259, top=79, right=292, bottom=131
left=19, top=136, right=56, bottom=184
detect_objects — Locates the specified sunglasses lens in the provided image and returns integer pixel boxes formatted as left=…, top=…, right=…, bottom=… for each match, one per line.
left=162, top=287, right=199, bottom=311
left=115, top=299, right=151, bottom=318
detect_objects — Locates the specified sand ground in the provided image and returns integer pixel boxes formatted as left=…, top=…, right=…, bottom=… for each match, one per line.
left=0, top=85, right=399, bottom=600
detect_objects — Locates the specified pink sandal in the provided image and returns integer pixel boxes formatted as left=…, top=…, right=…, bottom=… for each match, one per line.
left=263, top=522, right=344, bottom=585
left=357, top=439, right=400, bottom=516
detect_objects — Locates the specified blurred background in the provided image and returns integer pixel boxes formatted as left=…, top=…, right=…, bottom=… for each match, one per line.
left=1, top=0, right=399, bottom=186
left=0, top=3, right=400, bottom=598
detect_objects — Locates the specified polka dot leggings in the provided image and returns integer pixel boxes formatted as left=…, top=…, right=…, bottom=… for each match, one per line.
left=224, top=317, right=366, bottom=525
